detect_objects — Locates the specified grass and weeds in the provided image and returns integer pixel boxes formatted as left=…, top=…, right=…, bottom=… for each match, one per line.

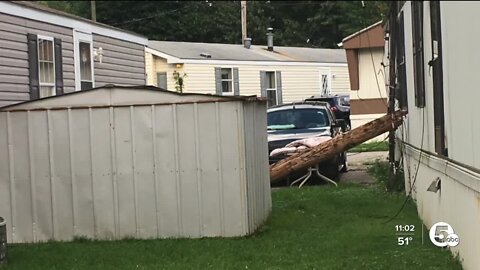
left=2, top=184, right=461, bottom=270
left=349, top=141, right=389, bottom=153
left=368, top=160, right=406, bottom=192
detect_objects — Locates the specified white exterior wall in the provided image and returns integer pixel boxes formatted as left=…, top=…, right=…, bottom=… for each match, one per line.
left=0, top=90, right=271, bottom=243
left=350, top=48, right=388, bottom=141
left=186, top=64, right=350, bottom=103
left=400, top=1, right=480, bottom=163
left=146, top=53, right=350, bottom=103
left=440, top=2, right=480, bottom=168
left=145, top=52, right=155, bottom=85
left=399, top=2, right=480, bottom=269
left=154, top=58, right=178, bottom=91
left=184, top=63, right=350, bottom=102
left=351, top=113, right=388, bottom=142
left=402, top=145, right=480, bottom=270
left=352, top=48, right=387, bottom=100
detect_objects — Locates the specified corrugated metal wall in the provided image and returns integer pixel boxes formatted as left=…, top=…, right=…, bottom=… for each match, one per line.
left=0, top=100, right=271, bottom=243
left=242, top=101, right=271, bottom=233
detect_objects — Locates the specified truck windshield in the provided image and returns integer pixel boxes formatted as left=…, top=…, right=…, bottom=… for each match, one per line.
left=267, top=108, right=329, bottom=130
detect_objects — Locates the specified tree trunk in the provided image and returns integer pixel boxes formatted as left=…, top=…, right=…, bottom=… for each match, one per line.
left=270, top=110, right=407, bottom=183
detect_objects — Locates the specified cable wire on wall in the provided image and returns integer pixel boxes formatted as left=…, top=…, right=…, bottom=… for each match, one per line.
left=384, top=108, right=425, bottom=223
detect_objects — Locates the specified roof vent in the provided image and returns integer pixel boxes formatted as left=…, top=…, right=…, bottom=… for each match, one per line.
left=200, top=52, right=212, bottom=58
left=266, top=27, right=274, bottom=51
left=244, top=38, right=252, bottom=49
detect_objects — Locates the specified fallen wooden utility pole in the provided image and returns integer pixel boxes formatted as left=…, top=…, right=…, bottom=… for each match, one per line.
left=270, top=110, right=407, bottom=183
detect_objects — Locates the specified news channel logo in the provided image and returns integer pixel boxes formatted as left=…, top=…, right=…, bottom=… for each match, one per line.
left=429, top=222, right=459, bottom=247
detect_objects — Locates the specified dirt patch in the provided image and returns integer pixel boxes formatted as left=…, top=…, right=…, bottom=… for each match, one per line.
left=339, top=169, right=377, bottom=185
left=339, top=151, right=388, bottom=185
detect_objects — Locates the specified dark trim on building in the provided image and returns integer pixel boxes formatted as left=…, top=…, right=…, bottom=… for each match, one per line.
left=342, top=22, right=385, bottom=49
left=350, top=98, right=388, bottom=115
left=345, top=49, right=359, bottom=90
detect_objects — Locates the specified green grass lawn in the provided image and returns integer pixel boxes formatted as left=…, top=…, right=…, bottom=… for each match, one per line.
left=2, top=184, right=461, bottom=270
left=349, top=141, right=389, bottom=152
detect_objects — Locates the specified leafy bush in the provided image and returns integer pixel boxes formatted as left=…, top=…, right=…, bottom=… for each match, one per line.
left=367, top=160, right=405, bottom=192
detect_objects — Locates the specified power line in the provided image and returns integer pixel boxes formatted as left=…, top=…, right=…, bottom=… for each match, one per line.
left=384, top=108, right=425, bottom=223
left=365, top=23, right=389, bottom=108
left=111, top=7, right=187, bottom=27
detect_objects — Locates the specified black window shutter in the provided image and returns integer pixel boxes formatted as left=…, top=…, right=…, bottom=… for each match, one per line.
left=54, top=38, right=64, bottom=95
left=395, top=12, right=408, bottom=109
left=233, top=68, right=240, bottom=96
left=260, top=71, right=267, bottom=97
left=275, top=71, right=283, bottom=104
left=214, top=67, right=222, bottom=95
left=412, top=1, right=425, bottom=108
left=27, top=33, right=39, bottom=100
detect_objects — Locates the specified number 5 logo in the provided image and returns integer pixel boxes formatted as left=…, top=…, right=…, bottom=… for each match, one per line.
left=429, top=222, right=459, bottom=247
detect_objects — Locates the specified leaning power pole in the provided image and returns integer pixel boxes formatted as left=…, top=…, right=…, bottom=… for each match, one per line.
left=241, top=1, right=247, bottom=43
left=387, top=1, right=398, bottom=190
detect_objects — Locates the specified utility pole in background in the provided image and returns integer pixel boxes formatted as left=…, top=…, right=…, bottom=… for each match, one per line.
left=241, top=1, right=247, bottom=43
left=91, top=1, right=97, bottom=22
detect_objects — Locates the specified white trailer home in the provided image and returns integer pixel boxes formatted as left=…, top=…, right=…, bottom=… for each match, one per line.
left=145, top=40, right=350, bottom=107
left=392, top=2, right=480, bottom=269
left=0, top=85, right=271, bottom=243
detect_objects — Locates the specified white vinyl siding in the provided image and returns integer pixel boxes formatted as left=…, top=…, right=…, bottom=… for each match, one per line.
left=149, top=57, right=177, bottom=91
left=352, top=48, right=387, bottom=100
left=145, top=52, right=155, bottom=85
left=397, top=3, right=480, bottom=270
left=148, top=59, right=349, bottom=104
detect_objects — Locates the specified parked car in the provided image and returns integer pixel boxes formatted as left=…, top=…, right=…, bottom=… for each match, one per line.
left=304, top=95, right=351, bottom=130
left=267, top=102, right=347, bottom=185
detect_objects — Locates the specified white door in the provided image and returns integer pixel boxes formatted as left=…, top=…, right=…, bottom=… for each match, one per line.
left=319, top=70, right=331, bottom=96
left=74, top=31, right=95, bottom=91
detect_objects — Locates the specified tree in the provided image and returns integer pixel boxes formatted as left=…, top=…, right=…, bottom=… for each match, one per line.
left=37, top=1, right=387, bottom=48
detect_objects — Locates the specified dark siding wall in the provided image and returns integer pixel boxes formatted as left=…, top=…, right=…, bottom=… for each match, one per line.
left=93, top=34, right=145, bottom=86
left=0, top=12, right=75, bottom=107
left=0, top=12, right=146, bottom=107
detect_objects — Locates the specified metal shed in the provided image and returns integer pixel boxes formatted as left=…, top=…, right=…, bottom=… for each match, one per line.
left=0, top=85, right=271, bottom=243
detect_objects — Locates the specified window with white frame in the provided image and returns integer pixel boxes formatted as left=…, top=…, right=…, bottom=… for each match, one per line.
left=74, top=31, right=94, bottom=91
left=266, top=71, right=277, bottom=107
left=221, top=68, right=233, bottom=94
left=38, top=37, right=55, bottom=98
left=320, top=71, right=331, bottom=96
left=79, top=41, right=93, bottom=90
